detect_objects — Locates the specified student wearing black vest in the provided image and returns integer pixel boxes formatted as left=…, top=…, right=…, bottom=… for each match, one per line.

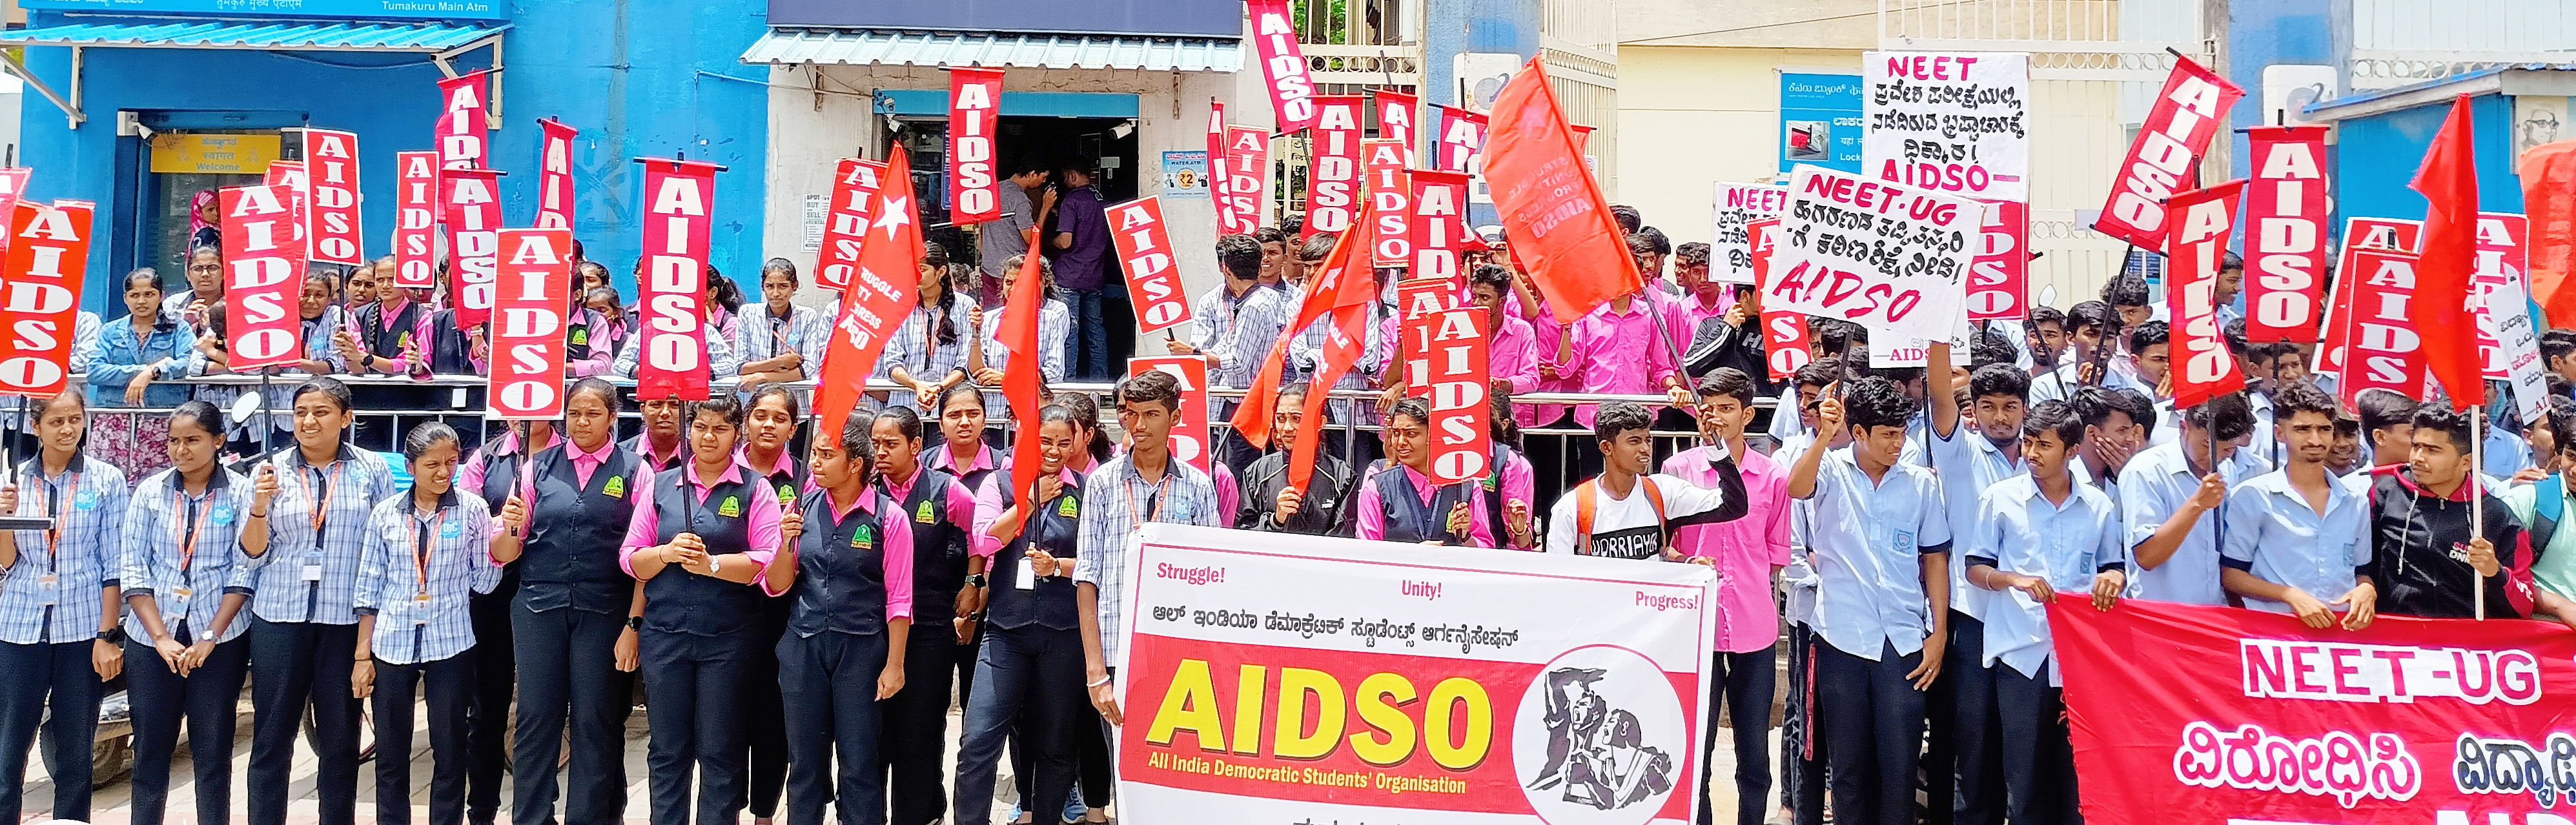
left=1353, top=399, right=1501, bottom=547
left=928, top=385, right=1001, bottom=494
left=954, top=405, right=1089, bottom=825
left=765, top=412, right=914, bottom=825
left=457, top=416, right=554, bottom=825
left=495, top=379, right=648, bottom=825
left=619, top=395, right=787, bottom=825
left=334, top=256, right=430, bottom=449
left=626, top=396, right=690, bottom=473
left=866, top=406, right=992, bottom=825
left=739, top=385, right=804, bottom=824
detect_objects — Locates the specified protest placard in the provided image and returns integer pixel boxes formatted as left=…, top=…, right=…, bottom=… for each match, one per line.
left=813, top=159, right=886, bottom=293
left=1305, top=96, right=1365, bottom=238
left=2314, top=218, right=2423, bottom=383
left=535, top=119, right=578, bottom=230
left=2165, top=181, right=2249, bottom=409
left=1712, top=183, right=1790, bottom=284
left=1967, top=199, right=2029, bottom=321
left=1420, top=307, right=1491, bottom=485
left=1766, top=164, right=1980, bottom=345
left=2244, top=125, right=2331, bottom=341
left=391, top=151, right=439, bottom=289
left=489, top=228, right=572, bottom=420
left=221, top=185, right=304, bottom=371
left=1107, top=197, right=1194, bottom=334
left=0, top=200, right=90, bottom=398
left=1129, top=356, right=1212, bottom=473
left=301, top=128, right=363, bottom=265
left=633, top=159, right=720, bottom=401
left=2335, top=248, right=2428, bottom=405
left=1749, top=219, right=1811, bottom=380
left=1863, top=51, right=2031, bottom=202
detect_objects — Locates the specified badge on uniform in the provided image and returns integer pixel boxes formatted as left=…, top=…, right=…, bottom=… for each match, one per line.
left=36, top=575, right=58, bottom=606
left=778, top=484, right=794, bottom=503
left=571, top=328, right=588, bottom=345
left=852, top=525, right=874, bottom=549
left=212, top=505, right=235, bottom=526
left=1056, top=496, right=1078, bottom=518
left=1482, top=474, right=1497, bottom=492
left=1894, top=528, right=1917, bottom=554
left=914, top=501, right=935, bottom=524
left=604, top=475, right=626, bottom=498
left=74, top=491, right=97, bottom=511
left=440, top=520, right=463, bottom=538
left=719, top=496, right=741, bottom=518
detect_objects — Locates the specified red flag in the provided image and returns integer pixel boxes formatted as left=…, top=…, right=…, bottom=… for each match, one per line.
left=2243, top=125, right=2332, bottom=341
left=997, top=232, right=1048, bottom=508
left=2521, top=139, right=2576, bottom=325
left=633, top=158, right=721, bottom=402
left=435, top=69, right=493, bottom=172
left=535, top=118, right=579, bottom=230
left=1303, top=95, right=1365, bottom=239
left=1207, top=99, right=1234, bottom=236
left=1229, top=227, right=1362, bottom=448
left=1482, top=57, right=1639, bottom=323
left=0, top=200, right=92, bottom=398
left=947, top=66, right=1005, bottom=224
left=813, top=158, right=888, bottom=292
left=812, top=145, right=928, bottom=443
left=302, top=129, right=363, bottom=265
left=2409, top=94, right=2484, bottom=411
left=489, top=228, right=573, bottom=420
left=2165, top=180, right=2250, bottom=409
left=441, top=167, right=504, bottom=330
left=1289, top=298, right=1371, bottom=491
left=391, top=152, right=440, bottom=289
left=1244, top=0, right=1319, bottom=133
left=2094, top=54, right=2242, bottom=252
left=220, top=185, right=305, bottom=371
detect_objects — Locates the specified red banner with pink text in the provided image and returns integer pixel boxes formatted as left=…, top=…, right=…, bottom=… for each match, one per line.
left=2051, top=598, right=2576, bottom=825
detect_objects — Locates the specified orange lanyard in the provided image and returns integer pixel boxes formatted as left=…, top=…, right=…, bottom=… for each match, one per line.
left=413, top=507, right=450, bottom=597
left=1121, top=471, right=1170, bottom=527
left=40, top=469, right=77, bottom=571
left=298, top=460, right=344, bottom=537
left=172, top=487, right=213, bottom=576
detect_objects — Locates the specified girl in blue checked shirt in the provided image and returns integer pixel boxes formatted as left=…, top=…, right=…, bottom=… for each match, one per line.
left=0, top=390, right=130, bottom=824
left=121, top=399, right=275, bottom=825
left=353, top=422, right=506, bottom=825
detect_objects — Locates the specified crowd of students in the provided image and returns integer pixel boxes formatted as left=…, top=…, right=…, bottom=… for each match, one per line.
left=5, top=200, right=2576, bottom=825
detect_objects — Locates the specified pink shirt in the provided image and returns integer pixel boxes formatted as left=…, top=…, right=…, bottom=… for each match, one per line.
left=1487, top=312, right=1541, bottom=399
left=762, top=485, right=915, bottom=614
left=1512, top=293, right=1574, bottom=429
left=881, top=465, right=999, bottom=558
left=927, top=440, right=998, bottom=479
left=615, top=458, right=785, bottom=578
left=567, top=438, right=615, bottom=487
left=1569, top=296, right=1679, bottom=429
left=1352, top=463, right=1496, bottom=548
left=1662, top=443, right=1790, bottom=653
left=970, top=465, right=1083, bottom=541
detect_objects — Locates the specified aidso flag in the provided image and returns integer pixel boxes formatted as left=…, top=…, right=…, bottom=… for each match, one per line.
left=489, top=228, right=573, bottom=420
left=1112, top=525, right=1719, bottom=824
left=1862, top=51, right=2031, bottom=202
left=1766, top=164, right=1981, bottom=344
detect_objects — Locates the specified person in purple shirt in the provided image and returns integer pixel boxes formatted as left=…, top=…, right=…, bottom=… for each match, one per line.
left=1047, top=164, right=1121, bottom=380
left=1664, top=369, right=1793, bottom=825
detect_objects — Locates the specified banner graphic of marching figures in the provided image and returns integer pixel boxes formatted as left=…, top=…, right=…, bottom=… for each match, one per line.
left=2050, top=598, right=2576, bottom=825
left=1112, top=525, right=1719, bottom=824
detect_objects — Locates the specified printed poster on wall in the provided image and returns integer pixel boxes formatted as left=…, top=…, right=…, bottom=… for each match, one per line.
left=1863, top=52, right=2031, bottom=202
left=1778, top=71, right=1863, bottom=175
left=1112, top=524, right=1719, bottom=825
left=1160, top=150, right=1211, bottom=199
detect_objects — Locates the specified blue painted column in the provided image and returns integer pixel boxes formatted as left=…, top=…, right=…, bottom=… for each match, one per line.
left=1422, top=0, right=1537, bottom=227
left=2225, top=0, right=2336, bottom=179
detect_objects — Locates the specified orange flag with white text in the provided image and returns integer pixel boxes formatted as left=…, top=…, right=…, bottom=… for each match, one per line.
left=1480, top=57, right=1639, bottom=323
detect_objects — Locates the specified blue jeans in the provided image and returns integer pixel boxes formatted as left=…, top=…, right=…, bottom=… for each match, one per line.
left=1070, top=289, right=1110, bottom=380
left=950, top=625, right=1083, bottom=825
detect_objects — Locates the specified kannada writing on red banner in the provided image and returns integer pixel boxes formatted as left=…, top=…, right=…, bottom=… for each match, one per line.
left=1768, top=165, right=1980, bottom=344
left=1304, top=96, right=1365, bottom=239
left=2165, top=181, right=2249, bottom=409
left=2244, top=125, right=2332, bottom=341
left=301, top=129, right=363, bottom=265
left=1129, top=357, right=1211, bottom=474
left=2093, top=55, right=2242, bottom=252
left=391, top=152, right=440, bottom=289
left=2336, top=248, right=2428, bottom=405
left=442, top=168, right=504, bottom=330
left=1967, top=199, right=2029, bottom=321
left=221, top=185, right=305, bottom=371
left=813, top=158, right=886, bottom=293
left=1749, top=219, right=1810, bottom=381
left=1420, top=307, right=1491, bottom=485
left=2050, top=598, right=2576, bottom=825
left=489, top=228, right=572, bottom=420
left=1244, top=0, right=1318, bottom=133
left=0, top=200, right=92, bottom=398
left=1223, top=127, right=1270, bottom=232
left=948, top=67, right=1004, bottom=225
left=2315, top=218, right=2422, bottom=387
left=436, top=69, right=492, bottom=171
left=535, top=119, right=579, bottom=230
left=633, top=159, right=719, bottom=402
left=1365, top=139, right=1411, bottom=269
left=1408, top=170, right=1469, bottom=285
left=1107, top=197, right=1194, bottom=334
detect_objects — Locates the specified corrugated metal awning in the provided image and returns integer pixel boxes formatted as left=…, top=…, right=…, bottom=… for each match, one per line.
left=742, top=28, right=1239, bottom=72
left=0, top=20, right=507, bottom=52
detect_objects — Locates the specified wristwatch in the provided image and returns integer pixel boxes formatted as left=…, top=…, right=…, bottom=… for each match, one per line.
left=97, top=627, right=125, bottom=644
left=710, top=556, right=724, bottom=576
left=966, top=573, right=988, bottom=588
left=626, top=616, right=644, bottom=630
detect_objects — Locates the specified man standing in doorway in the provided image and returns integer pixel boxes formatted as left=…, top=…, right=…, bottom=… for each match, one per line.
left=979, top=161, right=1053, bottom=306
left=1050, top=163, right=1120, bottom=380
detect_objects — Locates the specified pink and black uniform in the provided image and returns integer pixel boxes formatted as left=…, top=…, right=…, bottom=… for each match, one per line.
left=874, top=463, right=991, bottom=825
left=503, top=436, right=645, bottom=825
left=618, top=460, right=783, bottom=825
left=772, top=482, right=914, bottom=825
left=952, top=466, right=1088, bottom=825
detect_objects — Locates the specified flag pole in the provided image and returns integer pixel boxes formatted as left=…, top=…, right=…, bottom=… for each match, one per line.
left=2473, top=403, right=2487, bottom=620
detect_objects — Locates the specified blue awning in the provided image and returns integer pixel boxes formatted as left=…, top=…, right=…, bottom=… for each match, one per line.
left=742, top=28, right=1238, bottom=73
left=0, top=20, right=507, bottom=52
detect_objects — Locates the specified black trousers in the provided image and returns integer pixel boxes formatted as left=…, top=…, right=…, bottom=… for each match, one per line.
left=247, top=618, right=363, bottom=825
left=777, top=629, right=890, bottom=825
left=746, top=598, right=791, bottom=819
left=882, top=626, right=958, bottom=825
left=1699, top=644, right=1778, bottom=825
left=467, top=575, right=520, bottom=824
left=1933, top=612, right=2001, bottom=825
left=375, top=653, right=476, bottom=825
left=1995, top=663, right=2082, bottom=825
left=1817, top=638, right=1928, bottom=825
left=0, top=639, right=103, bottom=823
left=1781, top=627, right=1828, bottom=825
left=125, top=636, right=250, bottom=825
left=510, top=604, right=635, bottom=825
left=953, top=625, right=1083, bottom=825
left=642, top=629, right=750, bottom=825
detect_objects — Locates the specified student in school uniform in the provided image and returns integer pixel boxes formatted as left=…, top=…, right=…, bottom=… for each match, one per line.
left=1923, top=347, right=2029, bottom=825
left=243, top=378, right=396, bottom=825
left=0, top=390, right=130, bottom=824
left=1783, top=377, right=1952, bottom=825
left=2068, top=387, right=2155, bottom=498
left=2026, top=301, right=2130, bottom=405
left=884, top=243, right=978, bottom=413
left=954, top=405, right=1092, bottom=825
left=739, top=385, right=806, bottom=823
left=2221, top=383, right=2377, bottom=628
left=626, top=396, right=691, bottom=473
left=121, top=400, right=274, bottom=825
left=1659, top=370, right=1790, bottom=825
left=930, top=386, right=1003, bottom=494
left=1169, top=234, right=1293, bottom=474
left=1237, top=382, right=1356, bottom=535
left=735, top=259, right=830, bottom=393
left=764, top=411, right=915, bottom=825
left=2121, top=393, right=2255, bottom=605
left=1352, top=398, right=1515, bottom=547
left=498, top=378, right=648, bottom=825
left=1076, top=370, right=1223, bottom=726
left=620, top=395, right=786, bottom=825
left=868, top=405, right=994, bottom=824
left=1961, top=401, right=2127, bottom=825
left=1543, top=401, right=1748, bottom=558
left=353, top=423, right=507, bottom=825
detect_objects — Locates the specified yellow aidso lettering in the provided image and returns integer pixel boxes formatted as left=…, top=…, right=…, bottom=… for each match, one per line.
left=1145, top=659, right=1225, bottom=749
left=1347, top=672, right=1418, bottom=766
left=1273, top=668, right=1345, bottom=760
left=1426, top=677, right=1493, bottom=769
left=1232, top=664, right=1269, bottom=756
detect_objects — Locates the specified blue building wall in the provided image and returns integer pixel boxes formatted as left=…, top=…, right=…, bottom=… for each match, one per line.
left=1421, top=0, right=1537, bottom=229
left=2330, top=92, right=2522, bottom=221
left=14, top=0, right=772, bottom=318
left=2225, top=0, right=2336, bottom=179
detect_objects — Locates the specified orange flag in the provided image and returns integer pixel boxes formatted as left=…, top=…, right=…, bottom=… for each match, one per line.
left=1480, top=56, right=1639, bottom=323
left=998, top=232, right=1049, bottom=512
left=2407, top=94, right=2484, bottom=411
left=1229, top=227, right=1361, bottom=448
left=2522, top=139, right=2576, bottom=327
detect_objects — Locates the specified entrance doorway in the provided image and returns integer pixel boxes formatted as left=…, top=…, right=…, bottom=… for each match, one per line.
left=896, top=115, right=1140, bottom=275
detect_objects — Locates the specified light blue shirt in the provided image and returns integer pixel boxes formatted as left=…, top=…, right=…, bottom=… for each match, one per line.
left=121, top=467, right=258, bottom=645
left=1804, top=447, right=1952, bottom=661
left=1, top=456, right=128, bottom=645
left=2025, top=358, right=2150, bottom=405
left=247, top=446, right=399, bottom=624
left=1963, top=474, right=2122, bottom=684
left=2118, top=439, right=2253, bottom=606
left=2220, top=469, right=2371, bottom=614
left=1927, top=423, right=2025, bottom=622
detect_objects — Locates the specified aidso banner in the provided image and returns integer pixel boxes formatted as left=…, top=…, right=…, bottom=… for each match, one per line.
left=1750, top=219, right=1812, bottom=380
left=2051, top=598, right=2576, bottom=825
left=1245, top=0, right=1318, bottom=133
left=1862, top=51, right=2031, bottom=202
left=1967, top=199, right=2029, bottom=321
left=1129, top=357, right=1211, bottom=473
left=1420, top=307, right=1491, bottom=485
left=1712, top=183, right=1790, bottom=284
left=489, top=228, right=573, bottom=420
left=1112, top=525, right=1719, bottom=825
left=221, top=184, right=305, bottom=371
left=441, top=168, right=504, bottom=329
left=436, top=69, right=492, bottom=171
left=2094, top=55, right=2242, bottom=252
left=1367, top=139, right=1413, bottom=269
left=391, top=151, right=440, bottom=289
left=2165, top=181, right=2248, bottom=409
left=2473, top=212, right=2550, bottom=423
left=634, top=158, right=720, bottom=401
left=1305, top=96, right=1365, bottom=238
left=2315, top=218, right=2422, bottom=384
left=2336, top=248, right=2428, bottom=405
left=814, top=158, right=887, bottom=293
left=0, top=200, right=92, bottom=398
left=1224, top=128, right=1271, bottom=232
left=2244, top=125, right=2331, bottom=341
left=1768, top=164, right=1980, bottom=344
left=1108, top=197, right=1193, bottom=334
left=301, top=129, right=363, bottom=265
left=535, top=119, right=579, bottom=230
left=948, top=67, right=1004, bottom=225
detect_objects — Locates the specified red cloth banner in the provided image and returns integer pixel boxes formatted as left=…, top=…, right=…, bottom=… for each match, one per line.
left=633, top=159, right=721, bottom=402
left=1483, top=57, right=1640, bottom=323
left=489, top=228, right=573, bottom=420
left=1303, top=95, right=1365, bottom=239
left=301, top=129, right=363, bottom=265
left=1421, top=307, right=1491, bottom=485
left=1967, top=199, right=2029, bottom=321
left=1244, top=0, right=1318, bottom=133
left=0, top=169, right=28, bottom=231
left=2093, top=55, right=2242, bottom=252
left=2520, top=139, right=2576, bottom=325
left=813, top=145, right=928, bottom=438
left=535, top=118, right=578, bottom=230
left=2411, top=94, right=2484, bottom=411
left=2244, top=125, right=2332, bottom=341
left=2315, top=218, right=2422, bottom=385
left=264, top=161, right=309, bottom=257
left=1231, top=229, right=1360, bottom=448
left=1207, top=99, right=1234, bottom=236
left=220, top=185, right=305, bottom=371
left=947, top=66, right=1004, bottom=225
left=2050, top=598, right=2576, bottom=825
left=1407, top=170, right=1469, bottom=285
left=1365, top=139, right=1411, bottom=269
left=1375, top=88, right=1420, bottom=165
left=1107, top=196, right=1194, bottom=334
left=814, top=158, right=887, bottom=293
left=436, top=69, right=491, bottom=172
left=997, top=243, right=1047, bottom=501
left=391, top=152, right=440, bottom=290
left=1750, top=219, right=1810, bottom=381
left=1129, top=356, right=1212, bottom=473
left=1434, top=104, right=1486, bottom=174
left=1223, top=127, right=1270, bottom=232
left=1396, top=277, right=1465, bottom=396
left=0, top=200, right=93, bottom=398
left=2335, top=248, right=2428, bottom=405
left=441, top=168, right=504, bottom=330
left=2475, top=212, right=2531, bottom=380
left=2165, top=180, right=2250, bottom=409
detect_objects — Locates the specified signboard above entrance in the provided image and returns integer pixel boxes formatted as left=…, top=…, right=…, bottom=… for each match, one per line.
left=148, top=133, right=281, bottom=175
left=22, top=0, right=507, bottom=21
left=768, top=0, right=1239, bottom=38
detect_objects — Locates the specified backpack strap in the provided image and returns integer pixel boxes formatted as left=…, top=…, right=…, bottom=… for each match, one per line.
left=1641, top=476, right=1671, bottom=558
left=2535, top=474, right=2563, bottom=558
left=1574, top=480, right=1599, bottom=553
